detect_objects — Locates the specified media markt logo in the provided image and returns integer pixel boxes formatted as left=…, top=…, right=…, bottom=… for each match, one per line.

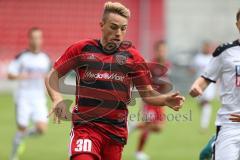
left=84, top=71, right=125, bottom=82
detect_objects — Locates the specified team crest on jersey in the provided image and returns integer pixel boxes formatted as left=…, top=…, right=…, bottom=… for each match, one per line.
left=87, top=54, right=95, bottom=60
left=116, top=55, right=127, bottom=65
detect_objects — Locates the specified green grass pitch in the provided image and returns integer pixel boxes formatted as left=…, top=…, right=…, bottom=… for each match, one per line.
left=0, top=92, right=219, bottom=160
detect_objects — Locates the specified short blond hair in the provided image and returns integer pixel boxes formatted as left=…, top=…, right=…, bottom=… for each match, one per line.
left=102, top=1, right=130, bottom=21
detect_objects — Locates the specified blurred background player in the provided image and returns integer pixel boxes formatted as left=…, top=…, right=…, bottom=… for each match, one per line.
left=189, top=41, right=216, bottom=132
left=190, top=9, right=240, bottom=160
left=129, top=40, right=172, bottom=160
left=8, top=27, right=51, bottom=160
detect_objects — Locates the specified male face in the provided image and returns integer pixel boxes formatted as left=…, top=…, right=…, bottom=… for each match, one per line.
left=29, top=30, right=43, bottom=51
left=100, top=13, right=128, bottom=46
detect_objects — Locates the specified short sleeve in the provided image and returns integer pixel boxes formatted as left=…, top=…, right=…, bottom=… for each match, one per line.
left=201, top=55, right=222, bottom=83
left=54, top=43, right=83, bottom=77
left=8, top=57, right=22, bottom=75
left=130, top=53, right=151, bottom=87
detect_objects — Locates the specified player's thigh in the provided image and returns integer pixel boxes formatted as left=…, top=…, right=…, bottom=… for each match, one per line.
left=31, top=100, right=48, bottom=125
left=69, top=126, right=102, bottom=160
left=215, top=126, right=240, bottom=160
left=148, top=121, right=164, bottom=132
left=102, top=141, right=123, bottom=160
left=15, top=98, right=32, bottom=128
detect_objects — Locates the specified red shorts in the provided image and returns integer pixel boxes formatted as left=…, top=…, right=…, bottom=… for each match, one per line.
left=143, top=105, right=165, bottom=123
left=69, top=125, right=123, bottom=160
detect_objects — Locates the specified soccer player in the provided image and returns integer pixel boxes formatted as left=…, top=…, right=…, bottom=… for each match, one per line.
left=190, top=9, right=240, bottom=160
left=190, top=41, right=216, bottom=132
left=45, top=2, right=185, bottom=160
left=200, top=112, right=240, bottom=160
left=130, top=40, right=172, bottom=160
left=8, top=28, right=51, bottom=160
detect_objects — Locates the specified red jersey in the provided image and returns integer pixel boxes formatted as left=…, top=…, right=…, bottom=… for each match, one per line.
left=54, top=39, right=151, bottom=145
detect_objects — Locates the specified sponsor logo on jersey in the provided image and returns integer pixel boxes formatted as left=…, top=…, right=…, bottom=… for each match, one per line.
left=84, top=71, right=125, bottom=82
left=116, top=55, right=127, bottom=65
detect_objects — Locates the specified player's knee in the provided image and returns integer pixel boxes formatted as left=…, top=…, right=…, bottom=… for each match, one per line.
left=151, top=127, right=161, bottom=132
left=18, top=125, right=27, bottom=132
left=38, top=127, right=47, bottom=135
left=150, top=125, right=163, bottom=133
left=36, top=124, right=48, bottom=135
left=200, top=100, right=209, bottom=106
left=71, top=154, right=96, bottom=160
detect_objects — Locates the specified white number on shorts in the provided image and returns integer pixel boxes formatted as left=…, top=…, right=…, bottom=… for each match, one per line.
left=75, top=139, right=92, bottom=152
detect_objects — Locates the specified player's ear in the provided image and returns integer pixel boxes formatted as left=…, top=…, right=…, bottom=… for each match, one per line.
left=100, top=21, right=104, bottom=32
left=236, top=21, right=240, bottom=31
left=100, top=21, right=104, bottom=28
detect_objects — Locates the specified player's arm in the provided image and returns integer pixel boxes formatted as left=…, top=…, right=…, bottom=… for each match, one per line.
left=137, top=85, right=185, bottom=111
left=45, top=43, right=81, bottom=123
left=130, top=49, right=185, bottom=111
left=7, top=72, right=28, bottom=80
left=189, top=76, right=211, bottom=97
left=45, top=68, right=63, bottom=102
left=7, top=55, right=31, bottom=80
left=189, top=45, right=223, bottom=98
left=45, top=68, right=67, bottom=123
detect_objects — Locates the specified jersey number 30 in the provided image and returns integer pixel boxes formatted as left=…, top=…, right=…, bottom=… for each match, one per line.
left=75, top=139, right=92, bottom=152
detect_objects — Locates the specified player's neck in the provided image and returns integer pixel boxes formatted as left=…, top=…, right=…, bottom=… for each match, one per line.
left=29, top=47, right=41, bottom=54
left=156, top=57, right=166, bottom=64
left=100, top=38, right=106, bottom=47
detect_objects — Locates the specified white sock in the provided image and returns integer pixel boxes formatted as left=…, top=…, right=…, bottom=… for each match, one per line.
left=200, top=103, right=212, bottom=129
left=10, top=131, right=26, bottom=159
left=10, top=128, right=40, bottom=159
left=128, top=121, right=137, bottom=134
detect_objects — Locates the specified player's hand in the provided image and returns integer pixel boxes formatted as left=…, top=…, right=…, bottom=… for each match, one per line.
left=164, top=91, right=185, bottom=111
left=189, top=84, right=203, bottom=97
left=229, top=114, right=240, bottom=122
left=48, top=99, right=70, bottom=123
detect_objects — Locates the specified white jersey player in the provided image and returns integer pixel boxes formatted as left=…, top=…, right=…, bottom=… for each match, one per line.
left=190, top=9, right=240, bottom=160
left=191, top=42, right=216, bottom=132
left=8, top=28, right=51, bottom=160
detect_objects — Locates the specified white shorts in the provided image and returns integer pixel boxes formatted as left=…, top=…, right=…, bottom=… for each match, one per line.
left=15, top=97, right=48, bottom=127
left=198, top=83, right=216, bottom=102
left=214, top=125, right=240, bottom=160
